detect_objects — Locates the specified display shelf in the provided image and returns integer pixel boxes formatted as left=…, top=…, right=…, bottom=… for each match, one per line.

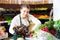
left=0, top=21, right=8, bottom=23
left=3, top=14, right=16, bottom=16
left=37, top=17, right=53, bottom=20
left=38, top=19, right=49, bottom=24
left=30, top=9, right=51, bottom=15
left=0, top=4, right=53, bottom=24
left=30, top=4, right=53, bottom=24
left=0, top=4, right=52, bottom=9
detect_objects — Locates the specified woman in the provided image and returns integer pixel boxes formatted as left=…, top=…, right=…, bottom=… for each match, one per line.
left=9, top=4, right=41, bottom=40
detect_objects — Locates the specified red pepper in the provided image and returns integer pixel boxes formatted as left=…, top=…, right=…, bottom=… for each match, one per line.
left=41, top=27, right=48, bottom=32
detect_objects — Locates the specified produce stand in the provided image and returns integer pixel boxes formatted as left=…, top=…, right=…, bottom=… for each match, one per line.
left=16, top=30, right=59, bottom=40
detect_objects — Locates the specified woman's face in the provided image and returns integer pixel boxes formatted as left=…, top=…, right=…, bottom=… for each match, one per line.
left=20, top=7, right=30, bottom=18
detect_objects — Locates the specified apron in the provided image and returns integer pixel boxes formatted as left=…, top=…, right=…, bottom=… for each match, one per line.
left=19, top=14, right=35, bottom=32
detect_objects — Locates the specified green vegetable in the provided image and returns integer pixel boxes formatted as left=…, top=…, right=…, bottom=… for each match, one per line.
left=44, top=21, right=54, bottom=30
left=54, top=20, right=60, bottom=31
left=34, top=24, right=46, bottom=32
left=4, top=16, right=12, bottom=24
left=53, top=20, right=60, bottom=39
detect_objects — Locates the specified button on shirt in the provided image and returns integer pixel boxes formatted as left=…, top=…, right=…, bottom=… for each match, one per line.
left=9, top=14, right=41, bottom=34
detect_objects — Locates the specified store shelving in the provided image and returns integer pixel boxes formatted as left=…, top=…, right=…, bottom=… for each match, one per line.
left=29, top=4, right=53, bottom=24
left=0, top=1, right=53, bottom=38
left=0, top=21, right=8, bottom=24
left=0, top=4, right=53, bottom=24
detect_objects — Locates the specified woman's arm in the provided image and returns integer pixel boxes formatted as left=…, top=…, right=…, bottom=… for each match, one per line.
left=9, top=15, right=18, bottom=34
left=29, top=14, right=41, bottom=31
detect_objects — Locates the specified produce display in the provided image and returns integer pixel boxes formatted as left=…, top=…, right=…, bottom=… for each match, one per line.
left=31, top=7, right=48, bottom=10
left=12, top=20, right=59, bottom=40
left=44, top=21, right=54, bottom=30
left=53, top=20, right=60, bottom=39
left=0, top=26, right=6, bottom=38
left=25, top=30, right=58, bottom=40
left=35, top=20, right=54, bottom=32
left=38, top=15, right=50, bottom=19
left=33, top=20, right=56, bottom=37
left=33, top=20, right=60, bottom=40
left=54, top=20, right=60, bottom=31
left=4, top=16, right=12, bottom=25
left=5, top=17, right=59, bottom=40
left=32, top=14, right=50, bottom=19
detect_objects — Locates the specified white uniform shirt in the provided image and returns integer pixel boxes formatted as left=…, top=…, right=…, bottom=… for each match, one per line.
left=9, top=14, right=41, bottom=34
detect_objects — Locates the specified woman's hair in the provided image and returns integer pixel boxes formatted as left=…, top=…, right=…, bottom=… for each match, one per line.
left=20, top=4, right=30, bottom=9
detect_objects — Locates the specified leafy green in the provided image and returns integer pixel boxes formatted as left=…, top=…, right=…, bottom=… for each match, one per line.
left=4, top=16, right=12, bottom=24
left=54, top=20, right=60, bottom=31
left=44, top=21, right=54, bottom=30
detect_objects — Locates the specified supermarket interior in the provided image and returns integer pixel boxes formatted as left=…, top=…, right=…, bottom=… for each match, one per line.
left=0, top=0, right=60, bottom=40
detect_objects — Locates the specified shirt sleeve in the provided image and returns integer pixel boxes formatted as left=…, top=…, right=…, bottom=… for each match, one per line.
left=29, top=14, right=41, bottom=31
left=9, top=16, right=18, bottom=34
